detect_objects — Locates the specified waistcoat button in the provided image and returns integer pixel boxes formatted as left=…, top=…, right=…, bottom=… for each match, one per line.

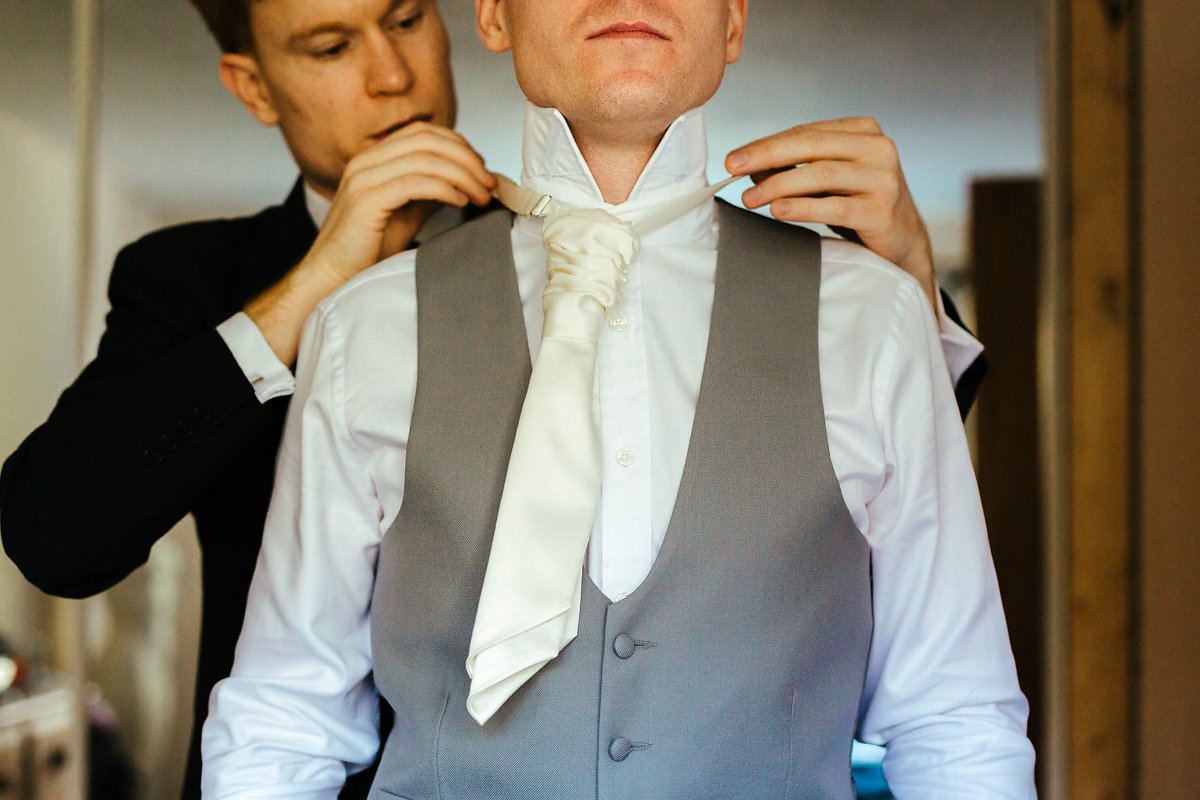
left=613, top=633, right=636, bottom=659
left=609, top=737, right=633, bottom=762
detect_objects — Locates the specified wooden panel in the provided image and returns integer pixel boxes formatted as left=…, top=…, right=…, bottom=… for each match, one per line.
left=1067, top=0, right=1133, bottom=797
left=1137, top=0, right=1200, bottom=797
left=972, top=178, right=1045, bottom=790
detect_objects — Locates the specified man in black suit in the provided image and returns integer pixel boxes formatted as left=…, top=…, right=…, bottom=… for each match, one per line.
left=0, top=0, right=984, bottom=797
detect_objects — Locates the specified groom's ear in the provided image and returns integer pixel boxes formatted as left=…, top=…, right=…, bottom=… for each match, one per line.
left=726, top=0, right=749, bottom=65
left=476, top=0, right=513, bottom=53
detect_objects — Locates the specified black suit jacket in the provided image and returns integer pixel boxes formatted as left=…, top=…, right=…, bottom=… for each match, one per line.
left=0, top=181, right=983, bottom=798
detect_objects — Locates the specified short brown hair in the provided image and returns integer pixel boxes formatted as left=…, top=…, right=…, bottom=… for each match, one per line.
left=189, top=0, right=255, bottom=53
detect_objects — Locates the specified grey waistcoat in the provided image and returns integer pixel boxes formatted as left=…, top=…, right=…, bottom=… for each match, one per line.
left=369, top=201, right=873, bottom=800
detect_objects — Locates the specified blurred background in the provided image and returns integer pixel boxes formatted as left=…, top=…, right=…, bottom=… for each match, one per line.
left=0, top=0, right=1196, bottom=798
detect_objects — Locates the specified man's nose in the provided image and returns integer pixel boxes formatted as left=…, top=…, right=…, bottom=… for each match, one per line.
left=364, top=31, right=414, bottom=96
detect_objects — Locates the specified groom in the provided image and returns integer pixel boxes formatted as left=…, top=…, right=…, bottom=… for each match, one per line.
left=202, top=1, right=1035, bottom=797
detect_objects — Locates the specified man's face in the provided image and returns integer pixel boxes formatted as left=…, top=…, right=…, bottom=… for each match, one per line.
left=237, top=0, right=456, bottom=196
left=479, top=0, right=747, bottom=146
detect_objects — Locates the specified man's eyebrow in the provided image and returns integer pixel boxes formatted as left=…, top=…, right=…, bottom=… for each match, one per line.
left=382, top=0, right=419, bottom=20
left=287, top=0, right=418, bottom=47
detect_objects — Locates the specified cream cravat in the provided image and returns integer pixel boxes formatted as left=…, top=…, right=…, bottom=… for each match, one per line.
left=465, top=174, right=738, bottom=725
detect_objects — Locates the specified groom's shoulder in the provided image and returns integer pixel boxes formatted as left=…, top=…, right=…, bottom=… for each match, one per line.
left=319, top=206, right=513, bottom=321
left=319, top=206, right=511, bottom=311
left=724, top=202, right=923, bottom=305
left=819, top=236, right=921, bottom=296
left=816, top=236, right=933, bottom=360
left=320, top=248, right=418, bottom=319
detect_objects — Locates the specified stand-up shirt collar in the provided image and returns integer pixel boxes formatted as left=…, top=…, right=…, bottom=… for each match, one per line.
left=519, top=102, right=714, bottom=242
left=521, top=102, right=711, bottom=207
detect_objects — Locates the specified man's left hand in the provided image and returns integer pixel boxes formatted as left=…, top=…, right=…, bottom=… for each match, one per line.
left=727, top=117, right=938, bottom=312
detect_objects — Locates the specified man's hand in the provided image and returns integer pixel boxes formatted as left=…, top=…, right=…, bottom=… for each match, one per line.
left=247, top=123, right=496, bottom=365
left=303, top=122, right=496, bottom=284
left=726, top=117, right=939, bottom=312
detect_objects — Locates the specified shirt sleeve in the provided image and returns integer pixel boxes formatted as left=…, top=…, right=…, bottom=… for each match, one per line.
left=202, top=305, right=382, bottom=800
left=857, top=282, right=1036, bottom=798
left=216, top=312, right=296, bottom=403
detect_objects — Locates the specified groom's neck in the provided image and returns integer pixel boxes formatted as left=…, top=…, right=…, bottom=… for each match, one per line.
left=571, top=125, right=668, bottom=205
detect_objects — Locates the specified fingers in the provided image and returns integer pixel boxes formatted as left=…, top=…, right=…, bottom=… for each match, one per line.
left=729, top=118, right=911, bottom=240
left=727, top=118, right=934, bottom=285
left=803, top=116, right=884, bottom=135
left=726, top=118, right=897, bottom=177
left=742, top=161, right=888, bottom=210
left=361, top=173, right=473, bottom=212
left=361, top=151, right=495, bottom=206
left=740, top=160, right=901, bottom=236
left=344, top=122, right=495, bottom=204
left=760, top=195, right=869, bottom=230
left=338, top=152, right=493, bottom=213
left=357, top=121, right=478, bottom=166
left=311, top=171, right=471, bottom=270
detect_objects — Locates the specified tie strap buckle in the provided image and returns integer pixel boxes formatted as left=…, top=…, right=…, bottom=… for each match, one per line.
left=531, top=194, right=554, bottom=217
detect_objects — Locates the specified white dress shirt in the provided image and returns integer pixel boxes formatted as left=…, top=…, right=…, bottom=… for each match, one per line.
left=202, top=103, right=1033, bottom=799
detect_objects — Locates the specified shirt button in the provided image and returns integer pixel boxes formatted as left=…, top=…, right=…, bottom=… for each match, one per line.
left=608, top=316, right=629, bottom=332
left=615, top=448, right=635, bottom=467
left=615, top=593, right=630, bottom=603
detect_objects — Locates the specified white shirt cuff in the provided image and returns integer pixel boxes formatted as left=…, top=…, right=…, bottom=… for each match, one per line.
left=216, top=312, right=296, bottom=403
left=935, top=289, right=985, bottom=387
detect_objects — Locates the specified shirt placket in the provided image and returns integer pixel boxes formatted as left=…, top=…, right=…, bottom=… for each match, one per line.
left=595, top=248, right=655, bottom=601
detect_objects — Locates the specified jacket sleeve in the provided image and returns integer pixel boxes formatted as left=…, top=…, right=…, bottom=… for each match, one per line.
left=0, top=240, right=287, bottom=598
left=940, top=288, right=989, bottom=420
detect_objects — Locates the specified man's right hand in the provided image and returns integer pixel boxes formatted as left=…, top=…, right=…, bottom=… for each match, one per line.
left=247, top=123, right=496, bottom=366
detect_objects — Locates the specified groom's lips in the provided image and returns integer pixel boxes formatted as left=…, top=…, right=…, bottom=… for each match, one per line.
left=586, top=22, right=670, bottom=41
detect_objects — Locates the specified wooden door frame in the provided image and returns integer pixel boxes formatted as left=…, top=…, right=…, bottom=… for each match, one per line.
left=1043, top=0, right=1136, bottom=798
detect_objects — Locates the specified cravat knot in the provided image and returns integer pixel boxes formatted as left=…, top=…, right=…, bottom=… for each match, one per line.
left=540, top=207, right=637, bottom=341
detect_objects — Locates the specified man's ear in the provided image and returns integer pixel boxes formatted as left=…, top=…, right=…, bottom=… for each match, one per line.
left=475, top=0, right=513, bottom=54
left=726, top=0, right=749, bottom=64
left=218, top=53, right=280, bottom=127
